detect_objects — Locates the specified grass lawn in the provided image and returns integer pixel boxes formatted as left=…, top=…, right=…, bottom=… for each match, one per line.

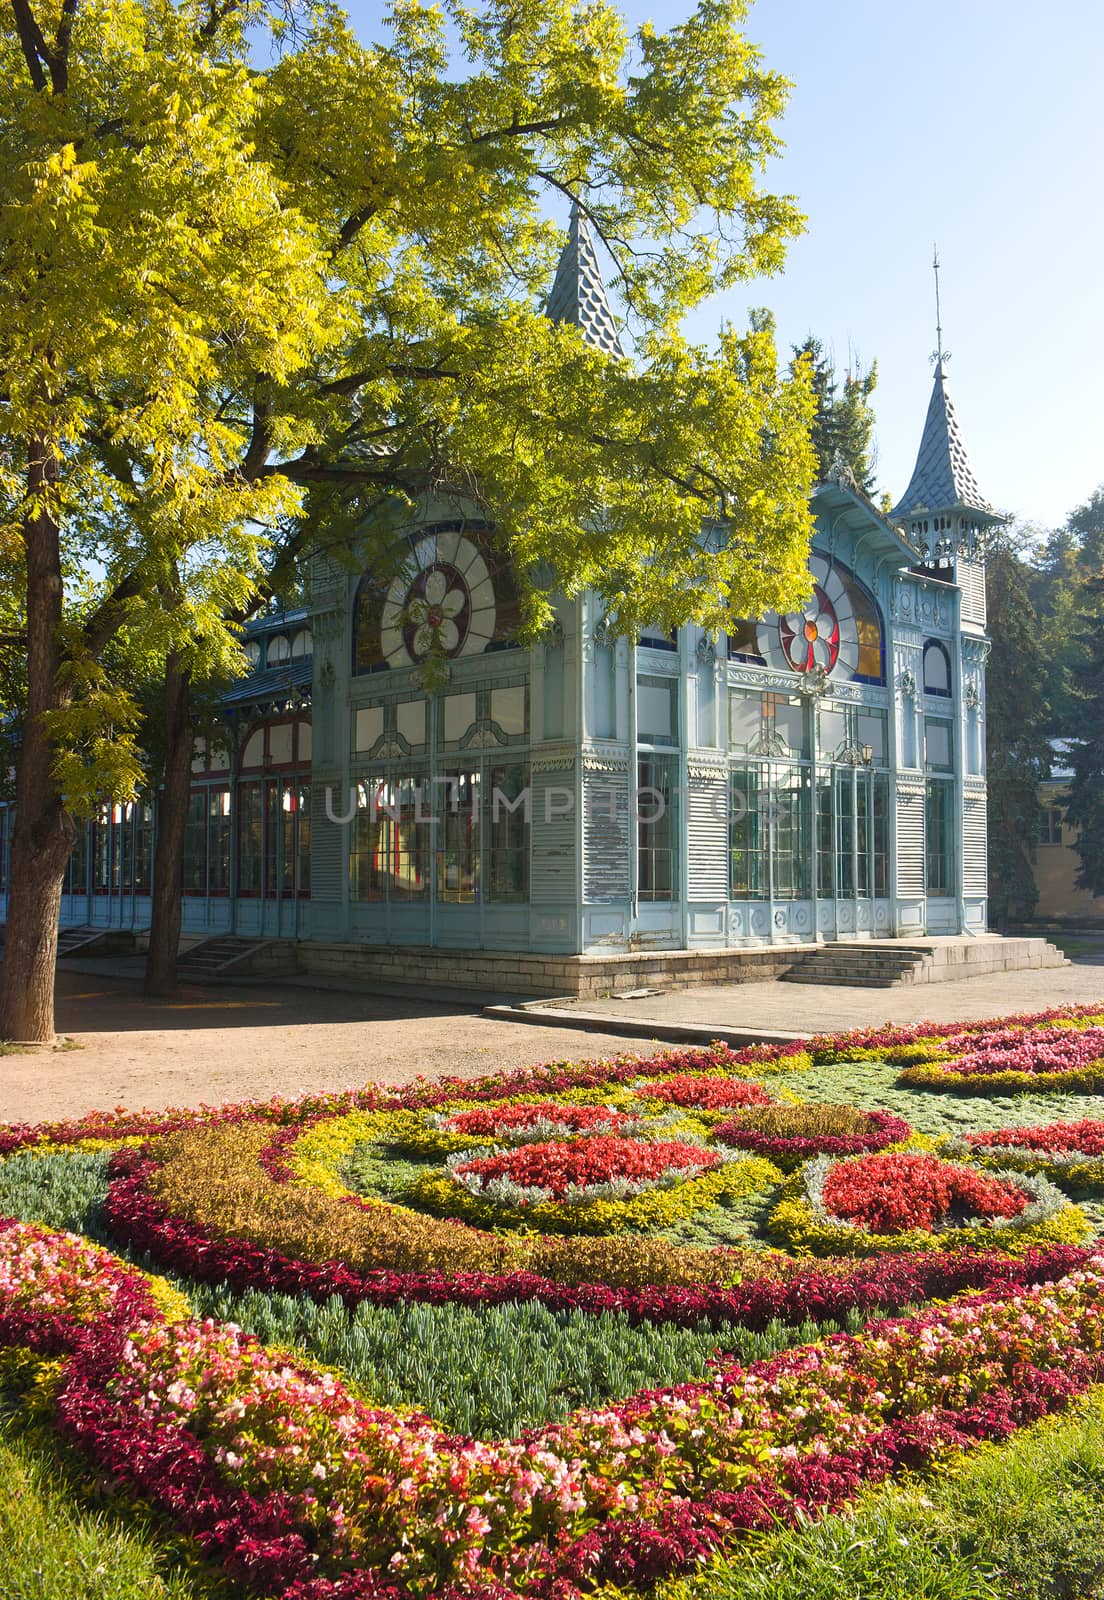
left=659, top=1390, right=1104, bottom=1600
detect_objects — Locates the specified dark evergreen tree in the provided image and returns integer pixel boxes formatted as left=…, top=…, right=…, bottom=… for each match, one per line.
left=1067, top=488, right=1104, bottom=574
left=986, top=532, right=1051, bottom=925
left=1022, top=487, right=1104, bottom=738
left=1063, top=573, right=1104, bottom=896
left=790, top=336, right=879, bottom=497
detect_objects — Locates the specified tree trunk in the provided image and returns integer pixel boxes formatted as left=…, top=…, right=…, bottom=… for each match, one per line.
left=0, top=436, right=73, bottom=1043
left=144, top=652, right=192, bottom=996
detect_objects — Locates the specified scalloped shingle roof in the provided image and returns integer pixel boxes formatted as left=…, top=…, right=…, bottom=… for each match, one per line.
left=891, top=363, right=994, bottom=519
left=546, top=204, right=624, bottom=357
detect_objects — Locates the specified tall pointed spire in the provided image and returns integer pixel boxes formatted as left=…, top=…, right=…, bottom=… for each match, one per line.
left=546, top=202, right=624, bottom=357
left=891, top=362, right=996, bottom=521
left=892, top=252, right=998, bottom=525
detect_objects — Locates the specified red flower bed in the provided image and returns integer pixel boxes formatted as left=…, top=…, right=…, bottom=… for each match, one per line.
left=636, top=1075, right=773, bottom=1111
left=442, top=1101, right=632, bottom=1138
left=970, top=1119, right=1104, bottom=1155
left=0, top=1042, right=791, bottom=1157
left=452, top=1135, right=720, bottom=1199
left=822, top=1153, right=1029, bottom=1236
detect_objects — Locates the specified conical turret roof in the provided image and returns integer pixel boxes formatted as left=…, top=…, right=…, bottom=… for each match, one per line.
left=546, top=203, right=624, bottom=357
left=891, top=362, right=995, bottom=520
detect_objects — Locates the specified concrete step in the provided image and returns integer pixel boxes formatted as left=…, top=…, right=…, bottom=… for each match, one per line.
left=777, top=966, right=896, bottom=979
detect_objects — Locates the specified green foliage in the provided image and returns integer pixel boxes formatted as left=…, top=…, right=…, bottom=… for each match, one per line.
left=656, top=1391, right=1104, bottom=1600
left=0, top=1149, right=111, bottom=1238
left=181, top=1280, right=838, bottom=1438
left=1024, top=486, right=1104, bottom=741
left=985, top=530, right=1051, bottom=925
left=1064, top=571, right=1104, bottom=898
left=790, top=335, right=879, bottom=496
left=0, top=0, right=819, bottom=794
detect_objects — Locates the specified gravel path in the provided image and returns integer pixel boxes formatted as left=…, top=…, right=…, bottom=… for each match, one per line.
left=0, top=969, right=655, bottom=1126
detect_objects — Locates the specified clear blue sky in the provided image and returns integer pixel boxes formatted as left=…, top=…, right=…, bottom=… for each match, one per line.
left=341, top=0, right=1104, bottom=530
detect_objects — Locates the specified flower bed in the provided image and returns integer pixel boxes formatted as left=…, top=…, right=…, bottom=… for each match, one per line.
left=104, top=1148, right=1093, bottom=1328
left=770, top=1151, right=1089, bottom=1256
left=946, top=1118, right=1104, bottom=1187
left=410, top=1144, right=778, bottom=1235
left=6, top=1009, right=1104, bottom=1597
left=3, top=1217, right=1104, bottom=1597
left=438, top=1100, right=637, bottom=1143
left=807, top=1005, right=1104, bottom=1068
left=632, top=1074, right=775, bottom=1111
left=447, top=1133, right=724, bottom=1203
left=715, top=1104, right=911, bottom=1169
left=896, top=1023, right=1104, bottom=1094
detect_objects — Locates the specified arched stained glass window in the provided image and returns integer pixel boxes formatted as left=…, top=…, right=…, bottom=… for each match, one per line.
left=751, top=556, right=884, bottom=685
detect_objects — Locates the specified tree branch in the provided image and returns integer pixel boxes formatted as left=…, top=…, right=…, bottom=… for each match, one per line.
left=81, top=570, right=145, bottom=659
left=9, top=0, right=49, bottom=90
left=50, top=0, right=78, bottom=93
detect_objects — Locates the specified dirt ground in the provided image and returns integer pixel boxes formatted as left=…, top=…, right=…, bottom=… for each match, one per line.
left=0, top=968, right=655, bottom=1126
left=6, top=956, right=1104, bottom=1129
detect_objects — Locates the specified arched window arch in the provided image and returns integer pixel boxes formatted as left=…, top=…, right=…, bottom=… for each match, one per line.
left=923, top=641, right=952, bottom=697
left=746, top=555, right=885, bottom=685
left=352, top=521, right=521, bottom=676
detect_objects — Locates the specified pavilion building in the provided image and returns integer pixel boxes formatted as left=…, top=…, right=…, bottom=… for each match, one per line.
left=0, top=213, right=1021, bottom=989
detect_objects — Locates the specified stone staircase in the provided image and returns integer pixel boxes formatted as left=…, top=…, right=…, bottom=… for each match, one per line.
left=781, top=944, right=933, bottom=987
left=177, top=936, right=295, bottom=979
left=782, top=936, right=1068, bottom=988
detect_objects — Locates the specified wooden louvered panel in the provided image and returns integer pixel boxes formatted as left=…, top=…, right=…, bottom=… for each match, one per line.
left=895, top=788, right=925, bottom=898
left=582, top=769, right=630, bottom=902
left=962, top=793, right=988, bottom=895
left=687, top=774, right=728, bottom=900
left=312, top=549, right=346, bottom=588
left=309, top=781, right=345, bottom=901
left=531, top=769, right=577, bottom=904
left=958, top=559, right=986, bottom=627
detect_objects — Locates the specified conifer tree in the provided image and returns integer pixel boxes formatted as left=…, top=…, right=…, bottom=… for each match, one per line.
left=790, top=336, right=879, bottom=496
left=1064, top=573, right=1104, bottom=897
left=985, top=532, right=1050, bottom=926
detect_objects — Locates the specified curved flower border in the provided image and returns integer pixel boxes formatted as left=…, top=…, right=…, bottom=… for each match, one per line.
left=715, top=1107, right=912, bottom=1169
left=4, top=1218, right=1104, bottom=1598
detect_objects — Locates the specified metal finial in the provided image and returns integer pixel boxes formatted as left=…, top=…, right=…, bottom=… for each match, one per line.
left=930, top=244, right=951, bottom=367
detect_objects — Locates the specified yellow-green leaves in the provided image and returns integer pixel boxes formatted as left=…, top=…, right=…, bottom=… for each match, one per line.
left=1, top=0, right=817, bottom=800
